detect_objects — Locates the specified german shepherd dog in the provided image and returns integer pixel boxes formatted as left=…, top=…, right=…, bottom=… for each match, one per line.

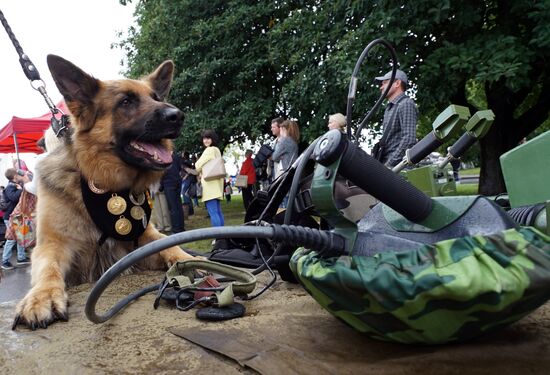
left=13, top=55, right=195, bottom=330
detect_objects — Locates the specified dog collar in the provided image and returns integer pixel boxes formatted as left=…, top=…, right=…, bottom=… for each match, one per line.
left=80, top=178, right=152, bottom=245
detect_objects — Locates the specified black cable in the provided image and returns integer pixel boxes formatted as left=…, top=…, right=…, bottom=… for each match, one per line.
left=284, top=140, right=319, bottom=225
left=85, top=224, right=345, bottom=323
left=345, top=38, right=398, bottom=143
left=248, top=139, right=321, bottom=275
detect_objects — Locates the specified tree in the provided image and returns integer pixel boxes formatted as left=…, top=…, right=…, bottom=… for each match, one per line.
left=119, top=0, right=295, bottom=154
left=336, top=0, right=550, bottom=195
left=119, top=0, right=550, bottom=194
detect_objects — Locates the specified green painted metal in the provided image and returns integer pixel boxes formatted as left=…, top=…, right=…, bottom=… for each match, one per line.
left=500, top=130, right=550, bottom=208
left=310, top=159, right=358, bottom=254
left=401, top=165, right=456, bottom=197
left=545, top=202, right=550, bottom=235
left=432, top=104, right=470, bottom=139
left=465, top=109, right=495, bottom=139
left=382, top=195, right=478, bottom=232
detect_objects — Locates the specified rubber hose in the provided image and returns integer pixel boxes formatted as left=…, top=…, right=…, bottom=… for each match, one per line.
left=508, top=203, right=546, bottom=226
left=85, top=224, right=345, bottom=323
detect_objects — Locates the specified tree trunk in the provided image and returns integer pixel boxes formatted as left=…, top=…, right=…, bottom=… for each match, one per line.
left=479, top=78, right=526, bottom=196
left=478, top=123, right=507, bottom=196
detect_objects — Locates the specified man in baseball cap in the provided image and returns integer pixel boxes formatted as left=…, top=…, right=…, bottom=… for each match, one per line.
left=372, top=68, right=418, bottom=168
left=375, top=69, right=409, bottom=88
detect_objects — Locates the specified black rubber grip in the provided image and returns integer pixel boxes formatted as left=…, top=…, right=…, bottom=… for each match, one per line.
left=339, top=141, right=433, bottom=222
left=449, top=133, right=477, bottom=158
left=407, top=132, right=442, bottom=164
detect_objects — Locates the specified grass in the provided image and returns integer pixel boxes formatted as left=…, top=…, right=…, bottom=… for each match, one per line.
left=459, top=167, right=480, bottom=176
left=183, top=194, right=247, bottom=253
left=455, top=183, right=479, bottom=195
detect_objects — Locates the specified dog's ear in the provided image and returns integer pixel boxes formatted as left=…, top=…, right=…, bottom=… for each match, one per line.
left=47, top=55, right=100, bottom=131
left=145, top=60, right=174, bottom=101
left=47, top=55, right=100, bottom=105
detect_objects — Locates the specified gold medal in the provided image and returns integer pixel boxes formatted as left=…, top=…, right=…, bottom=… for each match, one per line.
left=130, top=205, right=145, bottom=220
left=115, top=216, right=132, bottom=235
left=107, top=194, right=127, bottom=215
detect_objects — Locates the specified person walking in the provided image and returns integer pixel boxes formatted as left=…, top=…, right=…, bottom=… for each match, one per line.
left=239, top=149, right=257, bottom=210
left=374, top=69, right=418, bottom=168
left=1, top=168, right=31, bottom=270
left=160, top=151, right=185, bottom=233
left=195, top=129, right=225, bottom=227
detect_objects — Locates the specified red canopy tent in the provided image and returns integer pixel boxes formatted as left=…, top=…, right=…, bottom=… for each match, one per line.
left=0, top=101, right=67, bottom=154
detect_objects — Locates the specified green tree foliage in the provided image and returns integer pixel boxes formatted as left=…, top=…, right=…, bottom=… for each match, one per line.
left=119, top=0, right=550, bottom=194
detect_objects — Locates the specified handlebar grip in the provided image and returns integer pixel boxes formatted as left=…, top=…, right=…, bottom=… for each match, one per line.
left=449, top=133, right=477, bottom=158
left=313, top=130, right=433, bottom=222
left=407, top=131, right=442, bottom=164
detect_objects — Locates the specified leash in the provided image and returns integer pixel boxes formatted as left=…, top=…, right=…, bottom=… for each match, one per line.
left=0, top=8, right=69, bottom=138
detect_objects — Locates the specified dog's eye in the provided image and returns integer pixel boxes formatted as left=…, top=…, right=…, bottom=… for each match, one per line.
left=120, top=98, right=131, bottom=106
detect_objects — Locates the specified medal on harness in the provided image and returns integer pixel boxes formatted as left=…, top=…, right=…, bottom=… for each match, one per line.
left=107, top=194, right=127, bottom=215
left=115, top=216, right=132, bottom=235
left=130, top=205, right=145, bottom=221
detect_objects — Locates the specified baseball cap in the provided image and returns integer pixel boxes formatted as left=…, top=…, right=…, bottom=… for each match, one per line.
left=375, top=69, right=408, bottom=85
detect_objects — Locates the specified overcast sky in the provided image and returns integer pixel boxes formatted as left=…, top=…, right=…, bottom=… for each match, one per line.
left=0, top=0, right=136, bottom=126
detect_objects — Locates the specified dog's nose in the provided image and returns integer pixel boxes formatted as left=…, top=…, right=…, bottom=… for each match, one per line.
left=161, top=107, right=184, bottom=124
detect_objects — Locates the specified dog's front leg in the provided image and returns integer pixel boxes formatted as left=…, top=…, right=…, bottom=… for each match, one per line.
left=13, top=241, right=72, bottom=330
left=139, top=224, right=195, bottom=268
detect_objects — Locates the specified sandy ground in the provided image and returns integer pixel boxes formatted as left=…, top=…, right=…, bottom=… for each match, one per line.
left=1, top=270, right=550, bottom=374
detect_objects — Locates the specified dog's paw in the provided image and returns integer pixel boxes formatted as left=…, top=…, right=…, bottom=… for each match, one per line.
left=160, top=246, right=198, bottom=267
left=12, top=286, right=68, bottom=330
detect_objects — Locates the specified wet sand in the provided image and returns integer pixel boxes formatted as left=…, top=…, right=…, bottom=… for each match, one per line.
left=1, top=271, right=550, bottom=374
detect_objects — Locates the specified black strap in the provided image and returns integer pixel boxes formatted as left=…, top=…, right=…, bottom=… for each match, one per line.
left=0, top=10, right=41, bottom=81
left=0, top=9, right=67, bottom=135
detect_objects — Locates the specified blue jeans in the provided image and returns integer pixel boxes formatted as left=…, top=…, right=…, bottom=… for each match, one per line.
left=205, top=199, right=224, bottom=227
left=2, top=219, right=26, bottom=263
left=180, top=179, right=194, bottom=214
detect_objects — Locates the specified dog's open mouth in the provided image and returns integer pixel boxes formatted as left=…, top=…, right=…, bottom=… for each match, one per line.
left=124, top=140, right=173, bottom=169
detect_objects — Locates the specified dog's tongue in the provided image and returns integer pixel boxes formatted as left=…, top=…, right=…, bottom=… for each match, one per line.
left=133, top=141, right=172, bottom=164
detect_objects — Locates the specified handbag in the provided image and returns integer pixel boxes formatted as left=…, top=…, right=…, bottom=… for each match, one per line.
left=202, top=156, right=226, bottom=181
left=235, top=174, right=249, bottom=188
left=9, top=189, right=37, bottom=248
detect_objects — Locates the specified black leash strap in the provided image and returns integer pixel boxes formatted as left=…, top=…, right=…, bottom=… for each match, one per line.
left=0, top=8, right=69, bottom=136
left=0, top=9, right=41, bottom=82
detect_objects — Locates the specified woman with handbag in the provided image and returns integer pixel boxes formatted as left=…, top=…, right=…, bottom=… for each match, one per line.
left=195, top=129, right=225, bottom=227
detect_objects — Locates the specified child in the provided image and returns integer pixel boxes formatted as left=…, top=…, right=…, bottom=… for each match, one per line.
left=224, top=180, right=233, bottom=203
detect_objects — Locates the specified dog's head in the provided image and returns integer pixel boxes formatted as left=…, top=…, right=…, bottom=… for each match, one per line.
left=47, top=55, right=183, bottom=172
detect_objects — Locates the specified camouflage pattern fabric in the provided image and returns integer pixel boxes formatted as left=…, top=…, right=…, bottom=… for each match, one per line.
left=290, top=227, right=550, bottom=344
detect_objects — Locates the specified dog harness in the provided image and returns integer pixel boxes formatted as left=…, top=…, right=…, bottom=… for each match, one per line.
left=80, top=178, right=152, bottom=246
